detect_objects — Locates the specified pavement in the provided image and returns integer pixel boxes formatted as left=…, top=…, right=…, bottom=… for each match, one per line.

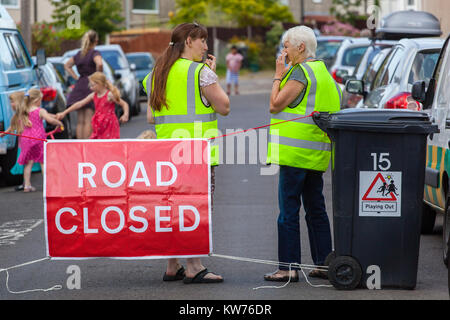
left=219, top=70, right=274, bottom=96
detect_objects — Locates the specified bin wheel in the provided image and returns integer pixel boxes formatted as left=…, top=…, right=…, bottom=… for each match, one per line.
left=324, top=251, right=336, bottom=266
left=328, top=256, right=362, bottom=290
left=444, top=197, right=450, bottom=266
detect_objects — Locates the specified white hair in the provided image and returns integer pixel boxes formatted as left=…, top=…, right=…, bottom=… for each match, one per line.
left=282, top=26, right=317, bottom=58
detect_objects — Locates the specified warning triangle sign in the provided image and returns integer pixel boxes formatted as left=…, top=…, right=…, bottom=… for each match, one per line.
left=362, top=172, right=397, bottom=201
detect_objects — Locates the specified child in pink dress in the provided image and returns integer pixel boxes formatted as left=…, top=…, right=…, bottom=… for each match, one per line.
left=57, top=72, right=129, bottom=139
left=1, top=89, right=63, bottom=192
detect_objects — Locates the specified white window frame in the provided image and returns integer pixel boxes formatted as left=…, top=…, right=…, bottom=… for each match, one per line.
left=1, top=0, right=20, bottom=9
left=132, top=0, right=159, bottom=15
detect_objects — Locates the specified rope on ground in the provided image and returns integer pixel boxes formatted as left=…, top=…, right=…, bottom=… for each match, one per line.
left=210, top=253, right=332, bottom=289
left=0, top=257, right=62, bottom=294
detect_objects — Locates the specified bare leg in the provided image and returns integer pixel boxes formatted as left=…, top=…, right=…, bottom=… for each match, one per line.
left=235, top=83, right=239, bottom=95
left=165, top=258, right=181, bottom=276
left=83, top=108, right=94, bottom=138
left=226, top=83, right=231, bottom=95
left=77, top=108, right=94, bottom=139
left=23, top=160, right=33, bottom=188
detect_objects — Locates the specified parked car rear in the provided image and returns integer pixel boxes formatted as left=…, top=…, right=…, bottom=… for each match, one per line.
left=347, top=37, right=443, bottom=110
left=126, top=52, right=154, bottom=97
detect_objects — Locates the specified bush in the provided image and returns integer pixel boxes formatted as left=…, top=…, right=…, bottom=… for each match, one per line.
left=321, top=21, right=361, bottom=37
left=31, top=22, right=63, bottom=56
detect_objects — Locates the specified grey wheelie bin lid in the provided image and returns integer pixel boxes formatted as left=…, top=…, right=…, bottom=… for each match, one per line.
left=313, top=108, right=438, bottom=134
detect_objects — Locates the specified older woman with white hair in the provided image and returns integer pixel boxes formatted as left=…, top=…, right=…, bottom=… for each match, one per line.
left=264, top=26, right=341, bottom=282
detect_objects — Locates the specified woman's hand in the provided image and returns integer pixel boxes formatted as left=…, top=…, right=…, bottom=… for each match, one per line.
left=275, top=52, right=292, bottom=79
left=205, top=54, right=216, bottom=72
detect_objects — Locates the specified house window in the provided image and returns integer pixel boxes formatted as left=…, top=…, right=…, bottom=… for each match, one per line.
left=0, top=0, right=19, bottom=8
left=133, top=0, right=158, bottom=14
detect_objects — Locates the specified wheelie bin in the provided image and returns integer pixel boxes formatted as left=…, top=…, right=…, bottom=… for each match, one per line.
left=313, top=109, right=438, bottom=290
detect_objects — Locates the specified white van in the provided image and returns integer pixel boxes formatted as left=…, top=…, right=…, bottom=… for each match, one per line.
left=412, top=34, right=450, bottom=268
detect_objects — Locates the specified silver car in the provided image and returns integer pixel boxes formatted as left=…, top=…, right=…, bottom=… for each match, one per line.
left=347, top=37, right=443, bottom=110
left=329, top=37, right=371, bottom=88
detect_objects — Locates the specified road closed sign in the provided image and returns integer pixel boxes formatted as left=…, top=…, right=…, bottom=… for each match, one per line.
left=44, top=139, right=212, bottom=259
left=359, top=171, right=402, bottom=217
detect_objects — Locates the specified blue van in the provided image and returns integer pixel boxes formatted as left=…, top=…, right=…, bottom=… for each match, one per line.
left=0, top=6, right=41, bottom=185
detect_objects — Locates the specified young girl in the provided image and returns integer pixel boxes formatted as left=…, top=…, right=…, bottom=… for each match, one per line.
left=1, top=89, right=63, bottom=192
left=57, top=72, right=129, bottom=139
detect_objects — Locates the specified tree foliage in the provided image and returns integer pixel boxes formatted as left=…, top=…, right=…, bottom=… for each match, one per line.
left=51, top=0, right=124, bottom=42
left=330, top=0, right=369, bottom=25
left=170, top=0, right=294, bottom=27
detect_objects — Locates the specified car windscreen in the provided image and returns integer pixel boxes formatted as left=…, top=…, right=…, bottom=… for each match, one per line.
left=407, top=50, right=440, bottom=85
left=342, top=45, right=369, bottom=67
left=127, top=55, right=153, bottom=70
left=100, top=50, right=128, bottom=70
left=316, top=40, right=342, bottom=60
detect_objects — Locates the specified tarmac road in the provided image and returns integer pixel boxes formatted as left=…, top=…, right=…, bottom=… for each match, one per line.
left=0, top=86, right=448, bottom=300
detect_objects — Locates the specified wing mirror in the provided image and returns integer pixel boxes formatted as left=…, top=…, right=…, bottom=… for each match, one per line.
left=345, top=79, right=365, bottom=97
left=411, top=81, right=426, bottom=104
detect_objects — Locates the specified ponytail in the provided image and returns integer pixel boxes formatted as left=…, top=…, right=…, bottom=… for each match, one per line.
left=81, top=30, right=98, bottom=57
left=150, top=22, right=208, bottom=112
left=106, top=80, right=121, bottom=102
left=10, top=89, right=41, bottom=133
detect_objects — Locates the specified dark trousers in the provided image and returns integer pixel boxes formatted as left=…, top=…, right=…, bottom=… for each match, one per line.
left=277, top=165, right=332, bottom=270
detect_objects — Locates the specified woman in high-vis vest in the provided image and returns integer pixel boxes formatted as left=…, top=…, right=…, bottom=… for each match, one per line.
left=145, top=23, right=230, bottom=283
left=264, top=26, right=341, bottom=282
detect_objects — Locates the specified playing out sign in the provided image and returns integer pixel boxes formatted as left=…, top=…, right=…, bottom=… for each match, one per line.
left=359, top=171, right=402, bottom=217
left=44, top=139, right=212, bottom=258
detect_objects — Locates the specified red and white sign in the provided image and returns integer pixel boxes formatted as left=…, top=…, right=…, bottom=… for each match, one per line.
left=44, top=139, right=212, bottom=258
left=359, top=171, right=402, bottom=217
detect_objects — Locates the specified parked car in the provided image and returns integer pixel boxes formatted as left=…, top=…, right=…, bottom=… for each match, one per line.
left=341, top=40, right=396, bottom=108
left=32, top=56, right=72, bottom=139
left=0, top=5, right=43, bottom=186
left=347, top=37, right=443, bottom=110
left=47, top=56, right=72, bottom=96
left=126, top=52, right=154, bottom=97
left=63, top=44, right=141, bottom=116
left=411, top=34, right=450, bottom=268
left=330, top=37, right=371, bottom=87
left=315, top=36, right=349, bottom=70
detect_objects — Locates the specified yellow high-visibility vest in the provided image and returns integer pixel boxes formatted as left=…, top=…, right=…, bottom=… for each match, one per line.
left=143, top=58, right=219, bottom=166
left=267, top=60, right=341, bottom=171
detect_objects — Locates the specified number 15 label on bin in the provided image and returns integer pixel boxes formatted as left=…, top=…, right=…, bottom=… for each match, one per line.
left=359, top=171, right=402, bottom=217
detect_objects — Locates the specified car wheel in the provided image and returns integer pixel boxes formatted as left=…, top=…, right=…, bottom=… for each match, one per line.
left=444, top=196, right=450, bottom=266
left=421, top=203, right=436, bottom=234
left=135, top=88, right=141, bottom=115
